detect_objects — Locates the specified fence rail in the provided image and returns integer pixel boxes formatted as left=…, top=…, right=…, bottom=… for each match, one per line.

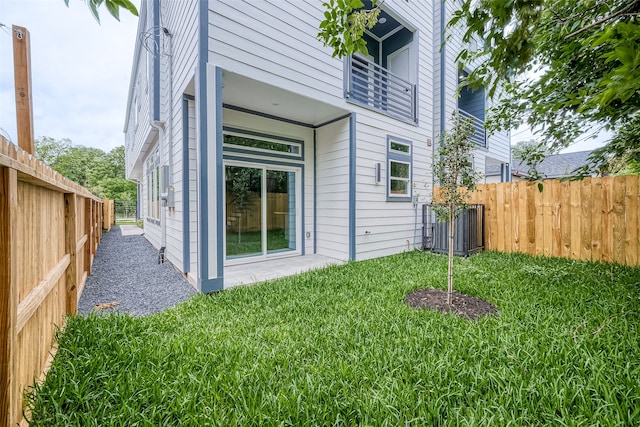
left=1, top=136, right=104, bottom=426
left=436, top=176, right=640, bottom=266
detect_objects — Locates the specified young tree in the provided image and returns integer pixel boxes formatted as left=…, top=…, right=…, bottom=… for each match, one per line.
left=433, top=113, right=482, bottom=306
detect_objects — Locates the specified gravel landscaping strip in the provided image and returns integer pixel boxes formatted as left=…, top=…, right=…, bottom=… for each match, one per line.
left=78, top=226, right=197, bottom=316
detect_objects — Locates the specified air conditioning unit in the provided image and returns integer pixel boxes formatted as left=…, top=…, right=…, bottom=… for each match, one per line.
left=422, top=204, right=485, bottom=257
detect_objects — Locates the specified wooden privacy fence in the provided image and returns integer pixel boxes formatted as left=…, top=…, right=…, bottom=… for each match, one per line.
left=1, top=136, right=104, bottom=426
left=437, top=176, right=640, bottom=266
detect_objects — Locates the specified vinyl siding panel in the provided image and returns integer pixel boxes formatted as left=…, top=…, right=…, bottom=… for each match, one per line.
left=153, top=0, right=199, bottom=271
left=188, top=100, right=198, bottom=275
left=315, top=120, right=349, bottom=259
left=208, top=0, right=343, bottom=106
left=353, top=115, right=432, bottom=260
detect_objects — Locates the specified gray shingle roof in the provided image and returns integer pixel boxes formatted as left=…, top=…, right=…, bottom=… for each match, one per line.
left=486, top=150, right=595, bottom=179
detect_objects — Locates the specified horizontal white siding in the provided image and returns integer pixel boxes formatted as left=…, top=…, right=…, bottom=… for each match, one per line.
left=315, top=120, right=349, bottom=260
left=209, top=0, right=343, bottom=107
left=188, top=100, right=198, bottom=275
left=159, top=0, right=199, bottom=271
left=354, top=114, right=432, bottom=260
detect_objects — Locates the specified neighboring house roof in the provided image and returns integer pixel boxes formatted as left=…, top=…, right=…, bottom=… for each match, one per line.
left=486, top=150, right=596, bottom=179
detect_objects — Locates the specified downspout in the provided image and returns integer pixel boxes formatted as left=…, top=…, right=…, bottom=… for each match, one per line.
left=163, top=26, right=174, bottom=204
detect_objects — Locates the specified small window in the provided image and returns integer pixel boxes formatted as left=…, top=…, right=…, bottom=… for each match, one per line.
left=389, top=160, right=411, bottom=196
left=223, top=128, right=303, bottom=159
left=390, top=141, right=410, bottom=154
left=387, top=136, right=412, bottom=201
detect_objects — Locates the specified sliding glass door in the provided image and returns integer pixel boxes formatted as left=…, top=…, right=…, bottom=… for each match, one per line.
left=225, top=163, right=298, bottom=261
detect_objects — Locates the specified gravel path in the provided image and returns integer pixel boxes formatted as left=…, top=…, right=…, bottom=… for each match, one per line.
left=78, top=226, right=197, bottom=316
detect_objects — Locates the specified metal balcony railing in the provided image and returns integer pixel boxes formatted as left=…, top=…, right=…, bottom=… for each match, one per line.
left=346, top=55, right=417, bottom=123
left=458, top=108, right=486, bottom=148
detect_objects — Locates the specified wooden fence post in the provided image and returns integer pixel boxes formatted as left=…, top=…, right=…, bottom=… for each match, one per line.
left=12, top=26, right=34, bottom=155
left=64, top=193, right=78, bottom=315
left=85, top=198, right=92, bottom=276
left=0, top=167, right=18, bottom=426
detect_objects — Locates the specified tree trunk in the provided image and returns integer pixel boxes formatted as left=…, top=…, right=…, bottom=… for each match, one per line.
left=447, top=206, right=454, bottom=307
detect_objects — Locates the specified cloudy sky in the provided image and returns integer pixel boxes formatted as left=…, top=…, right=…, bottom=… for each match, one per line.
left=0, top=0, right=139, bottom=153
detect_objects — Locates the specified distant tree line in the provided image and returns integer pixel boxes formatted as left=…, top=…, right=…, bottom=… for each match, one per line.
left=35, top=136, right=136, bottom=202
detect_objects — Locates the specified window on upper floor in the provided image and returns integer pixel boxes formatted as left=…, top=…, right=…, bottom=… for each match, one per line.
left=345, top=2, right=417, bottom=123
left=387, top=136, right=412, bottom=201
left=458, top=69, right=486, bottom=148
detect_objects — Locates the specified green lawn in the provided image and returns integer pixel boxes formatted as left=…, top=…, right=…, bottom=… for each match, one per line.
left=27, top=251, right=639, bottom=426
left=226, top=228, right=290, bottom=256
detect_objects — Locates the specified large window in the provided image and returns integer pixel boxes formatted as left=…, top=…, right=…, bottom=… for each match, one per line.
left=145, top=149, right=160, bottom=222
left=387, top=136, right=412, bottom=201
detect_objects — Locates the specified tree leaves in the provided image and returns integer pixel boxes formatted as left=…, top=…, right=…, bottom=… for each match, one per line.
left=453, top=0, right=640, bottom=164
left=64, top=0, right=139, bottom=24
left=34, top=137, right=136, bottom=200
left=317, top=0, right=383, bottom=58
left=432, top=112, right=483, bottom=222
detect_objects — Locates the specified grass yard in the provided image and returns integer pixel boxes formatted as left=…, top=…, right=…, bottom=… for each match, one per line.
left=226, top=229, right=290, bottom=256
left=27, top=251, right=640, bottom=426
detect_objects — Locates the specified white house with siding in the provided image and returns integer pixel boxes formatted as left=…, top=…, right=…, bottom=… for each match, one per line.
left=123, top=0, right=511, bottom=292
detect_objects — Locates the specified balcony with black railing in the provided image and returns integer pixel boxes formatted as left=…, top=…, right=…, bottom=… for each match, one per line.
left=346, top=55, right=417, bottom=123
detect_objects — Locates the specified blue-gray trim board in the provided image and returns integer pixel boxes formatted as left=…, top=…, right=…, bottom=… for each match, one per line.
left=215, top=67, right=224, bottom=289
left=349, top=113, right=356, bottom=261
left=182, top=95, right=191, bottom=273
left=197, top=1, right=223, bottom=293
left=313, top=129, right=317, bottom=254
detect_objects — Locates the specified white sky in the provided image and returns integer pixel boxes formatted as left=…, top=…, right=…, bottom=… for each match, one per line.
left=0, top=0, right=139, bottom=153
left=511, top=123, right=611, bottom=154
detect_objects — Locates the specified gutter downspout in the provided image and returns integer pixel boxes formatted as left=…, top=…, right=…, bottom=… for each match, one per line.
left=163, top=26, right=174, bottom=203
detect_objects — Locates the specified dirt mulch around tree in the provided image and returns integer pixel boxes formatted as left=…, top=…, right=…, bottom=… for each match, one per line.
left=405, top=288, right=498, bottom=320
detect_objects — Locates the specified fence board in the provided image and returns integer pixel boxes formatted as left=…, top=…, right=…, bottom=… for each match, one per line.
left=445, top=175, right=640, bottom=268
left=580, top=178, right=592, bottom=261
left=550, top=180, right=562, bottom=257
left=612, top=176, right=626, bottom=265
left=511, top=182, right=520, bottom=252
left=591, top=179, right=602, bottom=260
left=627, top=176, right=639, bottom=266
left=559, top=180, right=571, bottom=258
left=0, top=167, right=18, bottom=426
left=601, top=177, right=613, bottom=263
left=542, top=183, right=554, bottom=256
left=503, top=184, right=513, bottom=253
